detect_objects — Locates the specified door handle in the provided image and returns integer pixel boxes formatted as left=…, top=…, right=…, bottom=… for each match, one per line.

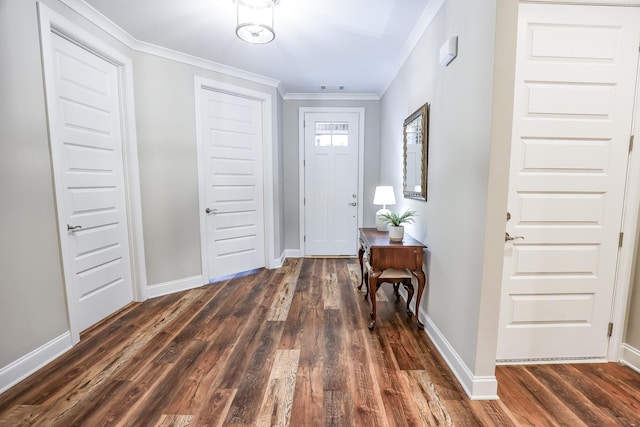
left=348, top=202, right=357, bottom=206
left=206, top=208, right=218, bottom=214
left=67, top=224, right=82, bottom=231
left=505, top=232, right=524, bottom=242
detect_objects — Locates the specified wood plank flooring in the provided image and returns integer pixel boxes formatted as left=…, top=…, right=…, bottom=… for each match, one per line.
left=1, top=258, right=639, bottom=426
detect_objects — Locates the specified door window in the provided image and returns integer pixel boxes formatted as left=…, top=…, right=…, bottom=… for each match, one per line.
left=315, top=122, right=349, bottom=147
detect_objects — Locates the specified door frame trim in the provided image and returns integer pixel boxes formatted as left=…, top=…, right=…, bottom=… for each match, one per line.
left=610, top=49, right=640, bottom=360
left=194, top=77, right=276, bottom=281
left=298, top=107, right=365, bottom=256
left=38, top=4, right=148, bottom=344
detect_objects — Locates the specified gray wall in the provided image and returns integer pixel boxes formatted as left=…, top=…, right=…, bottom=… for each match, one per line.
left=0, top=0, right=68, bottom=368
left=133, top=53, right=201, bottom=285
left=379, top=0, right=504, bottom=377
left=282, top=100, right=381, bottom=250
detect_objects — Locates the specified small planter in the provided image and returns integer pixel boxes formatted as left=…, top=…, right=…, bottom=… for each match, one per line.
left=389, top=225, right=404, bottom=242
left=379, top=209, right=416, bottom=242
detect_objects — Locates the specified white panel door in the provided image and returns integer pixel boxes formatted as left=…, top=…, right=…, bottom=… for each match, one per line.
left=304, top=112, right=359, bottom=256
left=50, top=34, right=133, bottom=332
left=498, top=4, right=640, bottom=361
left=200, top=89, right=265, bottom=279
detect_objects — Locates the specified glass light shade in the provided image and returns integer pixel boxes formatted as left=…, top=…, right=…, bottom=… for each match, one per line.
left=236, top=0, right=275, bottom=44
left=373, top=186, right=396, bottom=206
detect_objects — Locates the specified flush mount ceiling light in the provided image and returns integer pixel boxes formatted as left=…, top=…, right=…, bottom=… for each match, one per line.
left=236, top=0, right=277, bottom=44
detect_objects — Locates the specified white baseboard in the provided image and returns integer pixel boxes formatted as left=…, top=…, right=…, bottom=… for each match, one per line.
left=284, top=249, right=301, bottom=258
left=418, top=307, right=499, bottom=400
left=268, top=258, right=283, bottom=269
left=148, top=275, right=204, bottom=298
left=620, top=343, right=640, bottom=374
left=147, top=254, right=296, bottom=298
left=267, top=250, right=287, bottom=269
left=0, top=332, right=73, bottom=395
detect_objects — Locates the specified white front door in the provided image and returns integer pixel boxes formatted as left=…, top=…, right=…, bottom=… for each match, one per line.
left=200, top=89, right=265, bottom=279
left=48, top=34, right=134, bottom=332
left=304, top=112, right=360, bottom=256
left=498, top=3, right=640, bottom=361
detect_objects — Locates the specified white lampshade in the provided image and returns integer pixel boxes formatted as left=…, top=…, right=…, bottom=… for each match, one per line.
left=373, top=186, right=396, bottom=231
left=373, top=186, right=396, bottom=207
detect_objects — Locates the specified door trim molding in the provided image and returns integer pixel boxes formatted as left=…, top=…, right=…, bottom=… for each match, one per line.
left=194, top=77, right=276, bottom=282
left=38, top=4, right=147, bottom=344
left=298, top=107, right=365, bottom=256
left=610, top=49, right=640, bottom=361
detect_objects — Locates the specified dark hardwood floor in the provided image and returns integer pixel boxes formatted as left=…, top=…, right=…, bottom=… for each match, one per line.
left=1, top=258, right=639, bottom=426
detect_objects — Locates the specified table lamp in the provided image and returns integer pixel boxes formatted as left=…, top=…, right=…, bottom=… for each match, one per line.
left=373, top=186, right=396, bottom=231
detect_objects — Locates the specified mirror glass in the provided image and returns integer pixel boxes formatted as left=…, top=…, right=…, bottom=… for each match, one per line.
left=403, top=103, right=429, bottom=200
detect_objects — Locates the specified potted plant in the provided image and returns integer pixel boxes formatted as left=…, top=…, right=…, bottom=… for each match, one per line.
left=378, top=209, right=417, bottom=242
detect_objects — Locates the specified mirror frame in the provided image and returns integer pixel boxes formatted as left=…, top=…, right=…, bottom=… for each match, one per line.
left=403, top=102, right=429, bottom=201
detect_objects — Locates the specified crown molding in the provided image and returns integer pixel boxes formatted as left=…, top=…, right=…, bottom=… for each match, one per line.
left=58, top=0, right=138, bottom=46
left=134, top=40, right=281, bottom=88
left=283, top=93, right=380, bottom=101
left=58, top=0, right=281, bottom=89
left=381, top=0, right=446, bottom=97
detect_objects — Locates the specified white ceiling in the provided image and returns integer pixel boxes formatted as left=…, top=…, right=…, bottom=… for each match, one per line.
left=81, top=0, right=434, bottom=96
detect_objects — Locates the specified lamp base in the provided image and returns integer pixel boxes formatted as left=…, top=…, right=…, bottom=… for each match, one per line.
left=376, top=208, right=390, bottom=231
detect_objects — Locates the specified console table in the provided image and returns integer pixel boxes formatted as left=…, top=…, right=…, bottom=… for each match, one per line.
left=358, top=228, right=427, bottom=330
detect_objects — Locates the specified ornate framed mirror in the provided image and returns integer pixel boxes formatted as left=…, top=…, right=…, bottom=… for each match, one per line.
left=403, top=102, right=429, bottom=200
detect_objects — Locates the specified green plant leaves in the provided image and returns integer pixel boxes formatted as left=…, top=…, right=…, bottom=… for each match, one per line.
left=378, top=209, right=417, bottom=226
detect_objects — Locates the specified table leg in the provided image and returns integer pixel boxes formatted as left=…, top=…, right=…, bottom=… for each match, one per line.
left=357, top=246, right=365, bottom=290
left=368, top=271, right=380, bottom=330
left=414, top=270, right=425, bottom=330
left=403, top=279, right=414, bottom=318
